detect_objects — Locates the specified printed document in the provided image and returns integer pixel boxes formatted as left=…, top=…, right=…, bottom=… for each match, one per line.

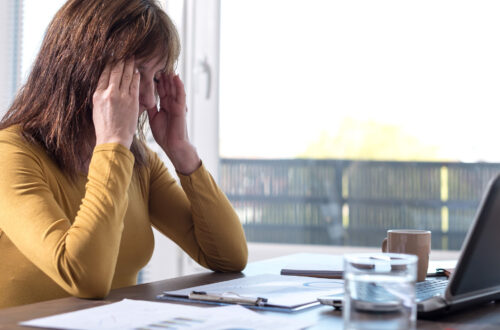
left=20, top=299, right=315, bottom=330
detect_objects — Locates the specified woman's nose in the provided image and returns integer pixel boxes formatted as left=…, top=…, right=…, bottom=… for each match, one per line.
left=139, top=80, right=156, bottom=110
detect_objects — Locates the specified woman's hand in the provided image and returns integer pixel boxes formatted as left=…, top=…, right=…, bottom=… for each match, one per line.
left=92, top=58, right=140, bottom=149
left=147, top=73, right=201, bottom=175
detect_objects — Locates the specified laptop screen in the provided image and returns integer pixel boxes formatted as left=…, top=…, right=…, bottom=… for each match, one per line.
left=449, top=175, right=500, bottom=296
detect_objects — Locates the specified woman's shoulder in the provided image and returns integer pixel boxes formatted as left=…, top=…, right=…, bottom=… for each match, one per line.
left=0, top=124, right=22, bottom=140
left=0, top=125, right=29, bottom=148
left=0, top=125, right=46, bottom=161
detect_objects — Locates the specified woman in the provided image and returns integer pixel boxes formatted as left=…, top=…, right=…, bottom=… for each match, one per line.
left=0, top=0, right=247, bottom=309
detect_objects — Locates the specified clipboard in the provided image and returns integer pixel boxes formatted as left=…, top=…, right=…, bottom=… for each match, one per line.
left=157, top=274, right=344, bottom=313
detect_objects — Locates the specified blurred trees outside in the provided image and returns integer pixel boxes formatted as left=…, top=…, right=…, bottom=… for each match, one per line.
left=300, top=117, right=452, bottom=161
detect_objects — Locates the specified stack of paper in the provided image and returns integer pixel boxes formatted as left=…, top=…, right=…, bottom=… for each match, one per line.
left=20, top=299, right=315, bottom=330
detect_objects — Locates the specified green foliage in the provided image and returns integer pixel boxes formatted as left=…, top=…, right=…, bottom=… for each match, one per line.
left=299, top=117, right=450, bottom=161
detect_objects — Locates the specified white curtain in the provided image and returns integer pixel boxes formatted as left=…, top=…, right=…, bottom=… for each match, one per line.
left=0, top=0, right=23, bottom=117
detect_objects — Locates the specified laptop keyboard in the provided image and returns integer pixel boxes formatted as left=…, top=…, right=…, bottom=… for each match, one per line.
left=416, top=278, right=448, bottom=301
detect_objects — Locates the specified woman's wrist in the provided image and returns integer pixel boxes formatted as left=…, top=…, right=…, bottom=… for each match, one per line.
left=95, top=138, right=132, bottom=149
left=95, top=132, right=133, bottom=149
left=165, top=143, right=201, bottom=175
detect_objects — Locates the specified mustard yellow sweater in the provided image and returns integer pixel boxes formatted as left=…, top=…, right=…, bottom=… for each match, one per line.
left=0, top=126, right=247, bottom=309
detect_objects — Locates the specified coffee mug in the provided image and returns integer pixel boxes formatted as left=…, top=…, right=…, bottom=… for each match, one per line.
left=382, top=229, right=431, bottom=282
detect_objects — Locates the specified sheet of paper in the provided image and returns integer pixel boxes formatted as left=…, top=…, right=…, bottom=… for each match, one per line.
left=20, top=299, right=315, bottom=330
left=163, top=274, right=344, bottom=308
left=282, top=253, right=345, bottom=272
left=282, top=254, right=457, bottom=274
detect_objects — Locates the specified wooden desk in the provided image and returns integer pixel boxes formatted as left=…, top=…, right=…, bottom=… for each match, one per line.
left=1, top=253, right=499, bottom=330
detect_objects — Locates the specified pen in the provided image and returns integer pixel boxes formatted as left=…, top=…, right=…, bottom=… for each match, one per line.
left=188, top=291, right=268, bottom=306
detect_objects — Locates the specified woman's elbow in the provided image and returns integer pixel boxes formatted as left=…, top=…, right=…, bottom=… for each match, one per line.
left=66, top=281, right=111, bottom=300
left=229, top=256, right=247, bottom=272
left=216, top=244, right=248, bottom=272
left=231, top=244, right=248, bottom=272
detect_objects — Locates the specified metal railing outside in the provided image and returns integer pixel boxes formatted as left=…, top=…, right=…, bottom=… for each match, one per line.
left=220, top=159, right=500, bottom=250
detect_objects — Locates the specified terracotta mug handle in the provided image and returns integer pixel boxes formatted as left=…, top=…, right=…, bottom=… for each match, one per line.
left=382, top=237, right=388, bottom=252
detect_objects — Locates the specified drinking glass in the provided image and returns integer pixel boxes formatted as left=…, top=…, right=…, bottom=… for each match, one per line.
left=343, top=253, right=417, bottom=330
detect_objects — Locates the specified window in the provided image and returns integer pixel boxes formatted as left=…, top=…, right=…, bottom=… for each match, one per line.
left=8, top=0, right=493, bottom=280
left=21, top=0, right=67, bottom=80
left=0, top=0, right=22, bottom=117
left=1, top=0, right=67, bottom=116
left=217, top=0, right=500, bottom=251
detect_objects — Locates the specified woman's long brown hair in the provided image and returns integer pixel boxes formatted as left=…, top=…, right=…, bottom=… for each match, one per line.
left=0, top=0, right=180, bottom=178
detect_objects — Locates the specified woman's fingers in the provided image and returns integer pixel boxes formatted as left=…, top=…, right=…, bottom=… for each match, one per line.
left=157, top=72, right=166, bottom=98
left=158, top=73, right=187, bottom=113
left=121, top=57, right=135, bottom=92
left=173, top=75, right=186, bottom=105
left=130, top=67, right=140, bottom=99
left=168, top=74, right=176, bottom=99
left=162, top=72, right=171, bottom=98
left=96, top=63, right=111, bottom=91
left=109, top=60, right=125, bottom=89
left=92, top=59, right=140, bottom=149
left=96, top=59, right=136, bottom=94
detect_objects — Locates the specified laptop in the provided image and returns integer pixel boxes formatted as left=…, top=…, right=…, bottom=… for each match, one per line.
left=318, top=173, right=500, bottom=318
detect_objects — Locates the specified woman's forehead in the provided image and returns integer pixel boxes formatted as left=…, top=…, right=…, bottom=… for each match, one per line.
left=136, top=55, right=167, bottom=71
